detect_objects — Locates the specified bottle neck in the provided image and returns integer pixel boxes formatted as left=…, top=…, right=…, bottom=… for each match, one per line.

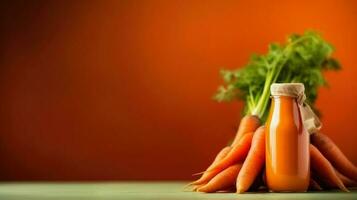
left=270, top=95, right=301, bottom=121
left=271, top=95, right=297, bottom=103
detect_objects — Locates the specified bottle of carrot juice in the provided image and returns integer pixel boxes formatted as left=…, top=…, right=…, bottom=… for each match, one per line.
left=265, top=83, right=311, bottom=192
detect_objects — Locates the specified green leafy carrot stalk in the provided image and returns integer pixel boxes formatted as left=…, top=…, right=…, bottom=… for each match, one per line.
left=214, top=31, right=340, bottom=122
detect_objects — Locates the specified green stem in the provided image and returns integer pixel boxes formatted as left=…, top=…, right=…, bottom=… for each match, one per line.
left=250, top=35, right=312, bottom=119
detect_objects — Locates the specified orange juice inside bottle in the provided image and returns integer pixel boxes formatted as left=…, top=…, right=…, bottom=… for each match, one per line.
left=265, top=84, right=310, bottom=192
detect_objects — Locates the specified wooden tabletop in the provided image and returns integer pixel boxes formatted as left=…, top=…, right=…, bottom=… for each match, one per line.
left=0, top=182, right=356, bottom=200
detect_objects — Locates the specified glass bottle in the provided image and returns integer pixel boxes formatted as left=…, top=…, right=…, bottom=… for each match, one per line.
left=265, top=83, right=310, bottom=192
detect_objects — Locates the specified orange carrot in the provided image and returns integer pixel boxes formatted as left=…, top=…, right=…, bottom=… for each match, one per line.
left=198, top=164, right=242, bottom=193
left=236, top=126, right=266, bottom=193
left=189, top=146, right=231, bottom=186
left=198, top=185, right=236, bottom=193
left=192, top=184, right=205, bottom=191
left=336, top=170, right=357, bottom=187
left=207, top=132, right=254, bottom=173
left=311, top=133, right=357, bottom=181
left=206, top=146, right=232, bottom=171
left=190, top=115, right=259, bottom=188
left=217, top=185, right=236, bottom=193
left=231, top=115, right=260, bottom=146
left=309, top=178, right=323, bottom=191
left=310, top=144, right=349, bottom=192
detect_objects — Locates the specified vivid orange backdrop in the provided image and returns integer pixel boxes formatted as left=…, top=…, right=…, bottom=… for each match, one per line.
left=0, top=0, right=356, bottom=180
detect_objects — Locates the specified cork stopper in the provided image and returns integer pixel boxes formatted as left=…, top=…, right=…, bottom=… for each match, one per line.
left=270, top=83, right=305, bottom=99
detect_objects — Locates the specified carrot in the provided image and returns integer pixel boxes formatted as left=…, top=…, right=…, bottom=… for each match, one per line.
left=198, top=185, right=236, bottom=193
left=188, top=146, right=231, bottom=186
left=190, top=115, right=259, bottom=188
left=197, top=164, right=242, bottom=193
left=231, top=115, right=260, bottom=146
left=192, top=184, right=205, bottom=191
left=311, top=133, right=357, bottom=181
left=206, top=146, right=232, bottom=171
left=310, top=144, right=349, bottom=192
left=216, top=185, right=236, bottom=193
left=236, top=126, right=266, bottom=193
left=336, top=170, right=357, bottom=187
left=207, top=132, right=254, bottom=173
left=309, top=178, right=323, bottom=191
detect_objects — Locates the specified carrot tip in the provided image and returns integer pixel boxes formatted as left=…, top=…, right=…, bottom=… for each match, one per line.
left=196, top=188, right=205, bottom=193
left=182, top=183, right=197, bottom=192
left=341, top=187, right=350, bottom=192
left=182, top=188, right=194, bottom=192
left=185, top=182, right=196, bottom=187
left=192, top=171, right=205, bottom=176
left=236, top=187, right=245, bottom=194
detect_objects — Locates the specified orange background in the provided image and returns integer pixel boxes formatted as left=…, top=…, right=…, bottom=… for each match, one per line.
left=0, top=0, right=356, bottom=180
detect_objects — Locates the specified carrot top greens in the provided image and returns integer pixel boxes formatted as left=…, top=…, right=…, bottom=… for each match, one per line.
left=214, top=31, right=340, bottom=122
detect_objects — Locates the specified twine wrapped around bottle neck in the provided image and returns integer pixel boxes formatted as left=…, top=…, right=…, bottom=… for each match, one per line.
left=270, top=83, right=321, bottom=134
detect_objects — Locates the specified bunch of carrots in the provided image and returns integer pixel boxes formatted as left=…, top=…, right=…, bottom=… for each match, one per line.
left=188, top=31, right=357, bottom=193
left=188, top=116, right=357, bottom=193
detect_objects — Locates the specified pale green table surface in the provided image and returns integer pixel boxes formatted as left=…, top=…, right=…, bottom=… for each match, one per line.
left=0, top=182, right=356, bottom=200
